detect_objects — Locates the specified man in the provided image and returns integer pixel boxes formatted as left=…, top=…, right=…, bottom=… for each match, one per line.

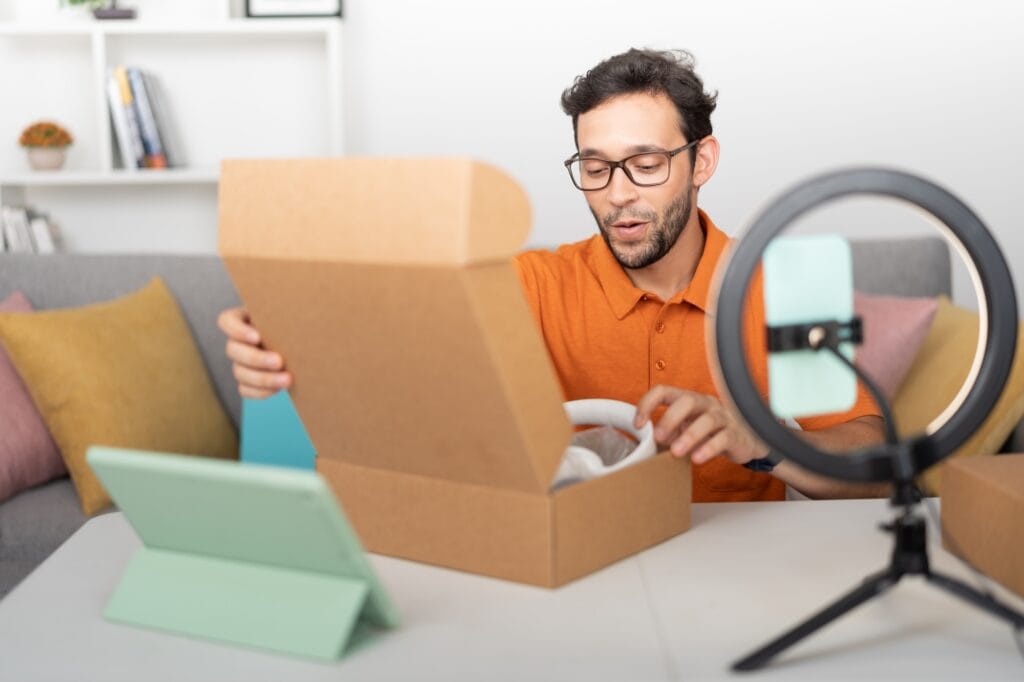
left=219, top=48, right=886, bottom=502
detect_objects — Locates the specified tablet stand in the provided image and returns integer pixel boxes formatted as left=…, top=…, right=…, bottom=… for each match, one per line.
left=106, top=546, right=372, bottom=660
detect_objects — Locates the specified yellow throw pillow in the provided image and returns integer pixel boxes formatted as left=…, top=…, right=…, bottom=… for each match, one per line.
left=892, top=296, right=1024, bottom=494
left=0, top=278, right=238, bottom=515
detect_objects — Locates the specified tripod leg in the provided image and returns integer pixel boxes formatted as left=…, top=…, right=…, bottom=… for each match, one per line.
left=732, top=568, right=898, bottom=672
left=927, top=571, right=1024, bottom=629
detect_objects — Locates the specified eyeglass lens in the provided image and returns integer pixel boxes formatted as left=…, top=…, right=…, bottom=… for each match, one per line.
left=568, top=152, right=673, bottom=190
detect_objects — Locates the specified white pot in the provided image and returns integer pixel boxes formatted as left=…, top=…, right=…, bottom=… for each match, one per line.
left=26, top=147, right=67, bottom=171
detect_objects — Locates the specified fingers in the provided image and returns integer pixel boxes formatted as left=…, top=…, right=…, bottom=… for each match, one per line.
left=635, top=384, right=768, bottom=465
left=226, top=339, right=284, bottom=372
left=218, top=306, right=260, bottom=344
left=668, top=412, right=721, bottom=458
left=668, top=403, right=768, bottom=464
left=655, top=391, right=710, bottom=444
left=233, top=362, right=292, bottom=395
left=220, top=306, right=290, bottom=399
left=227, top=339, right=290, bottom=396
left=688, top=429, right=733, bottom=465
left=239, top=384, right=281, bottom=400
left=634, top=384, right=685, bottom=429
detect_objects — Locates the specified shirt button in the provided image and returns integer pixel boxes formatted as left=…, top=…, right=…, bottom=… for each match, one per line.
left=655, top=359, right=666, bottom=371
left=655, top=322, right=666, bottom=333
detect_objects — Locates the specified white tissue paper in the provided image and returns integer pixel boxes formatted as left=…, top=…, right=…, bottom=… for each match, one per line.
left=550, top=399, right=657, bottom=490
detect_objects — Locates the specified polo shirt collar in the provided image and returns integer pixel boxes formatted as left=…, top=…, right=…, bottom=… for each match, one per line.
left=679, top=210, right=729, bottom=313
left=588, top=208, right=730, bottom=320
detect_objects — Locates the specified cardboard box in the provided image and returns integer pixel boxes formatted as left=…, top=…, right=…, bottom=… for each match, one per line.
left=218, top=158, right=692, bottom=587
left=940, top=454, right=1024, bottom=598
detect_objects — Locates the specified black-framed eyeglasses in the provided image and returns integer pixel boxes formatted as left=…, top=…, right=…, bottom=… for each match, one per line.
left=563, top=139, right=702, bottom=191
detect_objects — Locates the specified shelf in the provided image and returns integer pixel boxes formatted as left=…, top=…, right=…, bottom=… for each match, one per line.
left=0, top=7, right=342, bottom=252
left=0, top=168, right=220, bottom=187
left=0, top=18, right=338, bottom=37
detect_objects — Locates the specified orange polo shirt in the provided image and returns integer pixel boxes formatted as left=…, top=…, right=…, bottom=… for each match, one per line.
left=513, top=210, right=879, bottom=502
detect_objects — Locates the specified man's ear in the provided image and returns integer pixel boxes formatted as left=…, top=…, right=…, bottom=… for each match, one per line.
left=692, top=135, right=720, bottom=189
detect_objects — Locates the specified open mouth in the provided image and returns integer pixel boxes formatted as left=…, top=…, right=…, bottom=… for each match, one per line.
left=610, top=220, right=649, bottom=239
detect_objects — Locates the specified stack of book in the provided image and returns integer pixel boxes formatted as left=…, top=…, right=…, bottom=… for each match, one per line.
left=0, top=206, right=62, bottom=254
left=107, top=66, right=183, bottom=171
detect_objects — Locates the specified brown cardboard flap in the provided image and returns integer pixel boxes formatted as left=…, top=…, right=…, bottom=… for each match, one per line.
left=219, top=158, right=572, bottom=492
left=218, top=158, right=531, bottom=265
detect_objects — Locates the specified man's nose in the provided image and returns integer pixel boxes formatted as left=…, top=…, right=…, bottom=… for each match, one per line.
left=606, top=166, right=639, bottom=206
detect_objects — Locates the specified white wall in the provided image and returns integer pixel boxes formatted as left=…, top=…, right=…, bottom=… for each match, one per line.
left=340, top=0, right=1024, bottom=309
left=4, top=1, right=1021, bottom=307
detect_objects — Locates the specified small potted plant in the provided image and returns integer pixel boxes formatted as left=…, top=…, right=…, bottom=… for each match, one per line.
left=19, top=121, right=74, bottom=171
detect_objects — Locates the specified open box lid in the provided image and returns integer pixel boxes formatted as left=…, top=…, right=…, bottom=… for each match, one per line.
left=219, top=158, right=535, bottom=266
left=219, top=158, right=572, bottom=493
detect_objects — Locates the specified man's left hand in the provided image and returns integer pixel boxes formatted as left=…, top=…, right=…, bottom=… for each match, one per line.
left=633, top=384, right=769, bottom=466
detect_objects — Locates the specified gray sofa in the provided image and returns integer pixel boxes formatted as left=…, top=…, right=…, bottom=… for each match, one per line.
left=0, top=237, right=1016, bottom=598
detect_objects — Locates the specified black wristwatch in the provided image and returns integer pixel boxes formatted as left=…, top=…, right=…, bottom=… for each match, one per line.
left=744, top=455, right=778, bottom=473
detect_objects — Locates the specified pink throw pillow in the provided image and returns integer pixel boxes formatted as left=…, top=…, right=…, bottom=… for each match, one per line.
left=0, top=291, right=66, bottom=502
left=854, top=291, right=939, bottom=400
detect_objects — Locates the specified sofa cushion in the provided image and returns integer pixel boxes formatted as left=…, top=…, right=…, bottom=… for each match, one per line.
left=891, top=296, right=1024, bottom=494
left=853, top=292, right=939, bottom=400
left=0, top=278, right=239, bottom=515
left=0, top=292, right=66, bottom=503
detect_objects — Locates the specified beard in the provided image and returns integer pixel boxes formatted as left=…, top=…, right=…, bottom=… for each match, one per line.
left=592, top=185, right=694, bottom=270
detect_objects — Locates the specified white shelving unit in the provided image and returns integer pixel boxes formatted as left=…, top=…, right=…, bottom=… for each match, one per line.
left=0, top=1, right=343, bottom=253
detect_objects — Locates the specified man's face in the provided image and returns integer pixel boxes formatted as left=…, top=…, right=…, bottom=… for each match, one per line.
left=575, top=92, right=695, bottom=269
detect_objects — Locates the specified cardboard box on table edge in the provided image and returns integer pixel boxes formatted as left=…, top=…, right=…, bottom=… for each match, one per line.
left=940, top=453, right=1024, bottom=599
left=319, top=451, right=690, bottom=587
left=218, top=157, right=693, bottom=588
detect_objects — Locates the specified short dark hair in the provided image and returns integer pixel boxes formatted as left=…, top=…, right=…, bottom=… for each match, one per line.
left=561, top=48, right=718, bottom=157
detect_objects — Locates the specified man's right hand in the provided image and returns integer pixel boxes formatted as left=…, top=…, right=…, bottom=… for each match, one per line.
left=217, top=306, right=292, bottom=399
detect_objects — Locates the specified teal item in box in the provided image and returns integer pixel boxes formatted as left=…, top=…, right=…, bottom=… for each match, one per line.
left=762, top=234, right=857, bottom=419
left=86, top=446, right=400, bottom=660
left=241, top=391, right=316, bottom=470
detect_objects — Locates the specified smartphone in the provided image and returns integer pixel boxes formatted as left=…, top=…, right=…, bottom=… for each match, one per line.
left=761, top=234, right=857, bottom=419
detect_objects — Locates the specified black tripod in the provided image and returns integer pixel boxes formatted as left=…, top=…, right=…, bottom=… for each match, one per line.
left=733, top=462, right=1024, bottom=671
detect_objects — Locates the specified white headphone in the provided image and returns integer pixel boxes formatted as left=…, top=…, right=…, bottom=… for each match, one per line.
left=550, top=399, right=657, bottom=490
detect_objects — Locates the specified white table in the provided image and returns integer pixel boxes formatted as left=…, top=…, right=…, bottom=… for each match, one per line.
left=1, top=498, right=1022, bottom=681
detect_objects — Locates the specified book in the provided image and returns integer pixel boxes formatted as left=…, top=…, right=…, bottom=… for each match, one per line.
left=127, top=67, right=168, bottom=169
left=44, top=216, right=64, bottom=253
left=107, top=72, right=139, bottom=170
left=1, top=206, right=33, bottom=254
left=113, top=66, right=146, bottom=169
left=142, top=71, right=185, bottom=168
left=27, top=212, right=56, bottom=254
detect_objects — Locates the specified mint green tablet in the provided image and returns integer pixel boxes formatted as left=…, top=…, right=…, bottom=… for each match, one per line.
left=87, top=446, right=399, bottom=660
